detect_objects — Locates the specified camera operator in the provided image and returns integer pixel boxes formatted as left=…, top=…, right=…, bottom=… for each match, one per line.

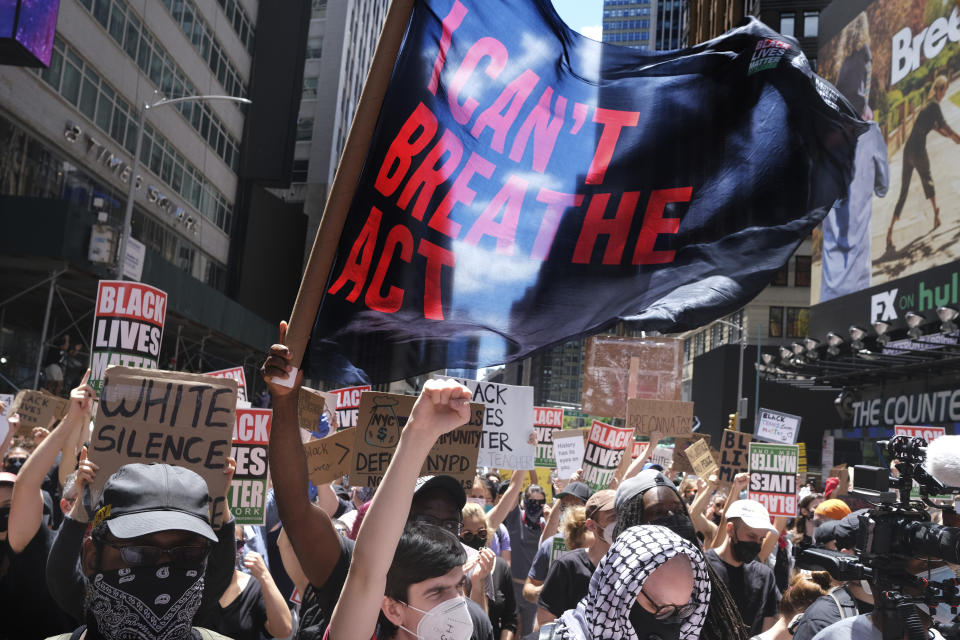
left=792, top=513, right=874, bottom=640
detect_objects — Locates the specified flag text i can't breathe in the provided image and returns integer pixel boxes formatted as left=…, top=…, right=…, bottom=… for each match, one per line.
left=306, top=0, right=866, bottom=385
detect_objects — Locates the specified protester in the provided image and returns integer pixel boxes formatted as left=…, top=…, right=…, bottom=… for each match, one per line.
left=2, top=443, right=28, bottom=474
left=794, top=493, right=824, bottom=546
left=323, top=378, right=475, bottom=639
left=262, top=326, right=492, bottom=639
left=614, top=469, right=749, bottom=640
left=462, top=502, right=518, bottom=640
left=678, top=477, right=698, bottom=504
left=542, top=525, right=710, bottom=640
left=750, top=572, right=832, bottom=640
left=689, top=475, right=721, bottom=543
left=537, top=490, right=617, bottom=626
left=706, top=500, right=781, bottom=635
left=813, top=498, right=851, bottom=525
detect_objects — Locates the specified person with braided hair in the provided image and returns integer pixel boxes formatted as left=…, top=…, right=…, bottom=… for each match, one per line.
left=612, top=469, right=750, bottom=640
left=539, top=525, right=710, bottom=640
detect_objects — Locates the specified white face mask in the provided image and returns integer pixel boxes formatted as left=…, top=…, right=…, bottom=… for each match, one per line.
left=400, top=595, right=473, bottom=640
left=602, top=522, right=616, bottom=543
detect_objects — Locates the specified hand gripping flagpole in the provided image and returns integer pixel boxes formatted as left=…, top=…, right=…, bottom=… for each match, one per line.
left=274, top=0, right=417, bottom=387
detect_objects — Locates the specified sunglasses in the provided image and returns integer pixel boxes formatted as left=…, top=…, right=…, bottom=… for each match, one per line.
left=527, top=498, right=546, bottom=506
left=639, top=590, right=697, bottom=621
left=105, top=542, right=210, bottom=567
left=411, top=514, right=462, bottom=535
left=461, top=529, right=487, bottom=544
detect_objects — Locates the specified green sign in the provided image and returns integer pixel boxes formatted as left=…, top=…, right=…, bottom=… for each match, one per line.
left=747, top=442, right=798, bottom=517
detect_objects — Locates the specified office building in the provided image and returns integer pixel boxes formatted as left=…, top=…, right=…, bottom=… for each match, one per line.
left=602, top=0, right=688, bottom=50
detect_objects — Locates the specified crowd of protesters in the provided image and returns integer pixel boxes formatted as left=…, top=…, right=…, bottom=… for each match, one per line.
left=0, top=327, right=954, bottom=640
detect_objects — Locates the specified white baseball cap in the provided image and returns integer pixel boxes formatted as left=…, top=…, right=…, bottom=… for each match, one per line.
left=726, top=500, right=778, bottom=534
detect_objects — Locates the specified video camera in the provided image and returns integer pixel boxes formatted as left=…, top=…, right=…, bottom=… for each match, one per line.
left=795, top=435, right=960, bottom=640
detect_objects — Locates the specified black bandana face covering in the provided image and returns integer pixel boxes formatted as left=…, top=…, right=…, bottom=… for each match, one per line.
left=629, top=601, right=684, bottom=640
left=86, top=563, right=205, bottom=640
left=648, top=513, right=699, bottom=546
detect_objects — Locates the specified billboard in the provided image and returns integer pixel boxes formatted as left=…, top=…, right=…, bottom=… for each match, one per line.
left=813, top=0, right=960, bottom=306
left=0, top=0, right=60, bottom=67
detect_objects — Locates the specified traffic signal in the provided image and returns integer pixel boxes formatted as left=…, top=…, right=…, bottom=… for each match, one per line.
left=728, top=413, right=737, bottom=429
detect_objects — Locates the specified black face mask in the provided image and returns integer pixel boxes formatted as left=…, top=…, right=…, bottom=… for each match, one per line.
left=460, top=531, right=487, bottom=549
left=648, top=513, right=698, bottom=546
left=731, top=532, right=762, bottom=564
left=629, top=601, right=683, bottom=640
left=523, top=498, right=544, bottom=523
left=3, top=458, right=24, bottom=474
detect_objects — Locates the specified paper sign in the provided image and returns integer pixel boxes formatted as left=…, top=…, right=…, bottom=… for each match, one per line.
left=581, top=420, right=633, bottom=492
left=89, top=281, right=167, bottom=393
left=351, top=392, right=485, bottom=491
left=9, top=389, right=68, bottom=435
left=626, top=399, right=694, bottom=437
left=650, top=445, right=675, bottom=469
left=748, top=442, right=799, bottom=517
left=88, top=366, right=237, bottom=528
left=445, top=378, right=535, bottom=471
left=299, top=387, right=339, bottom=437
left=684, top=438, right=718, bottom=478
left=304, top=427, right=355, bottom=485
left=894, top=425, right=946, bottom=443
left=632, top=441, right=651, bottom=459
left=229, top=408, right=271, bottom=525
left=207, top=367, right=248, bottom=404
left=330, top=385, right=371, bottom=430
left=672, top=434, right=711, bottom=475
left=755, top=408, right=802, bottom=444
left=553, top=430, right=587, bottom=480
left=534, top=406, right=564, bottom=468
left=0, top=394, right=12, bottom=443
left=550, top=533, right=570, bottom=564
left=718, top=429, right=751, bottom=484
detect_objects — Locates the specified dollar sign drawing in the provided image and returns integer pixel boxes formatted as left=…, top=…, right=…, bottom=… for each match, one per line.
left=366, top=396, right=401, bottom=448
left=377, top=426, right=388, bottom=442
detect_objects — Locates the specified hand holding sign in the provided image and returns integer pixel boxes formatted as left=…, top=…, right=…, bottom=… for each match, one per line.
left=261, top=322, right=304, bottom=396
left=67, top=370, right=96, bottom=420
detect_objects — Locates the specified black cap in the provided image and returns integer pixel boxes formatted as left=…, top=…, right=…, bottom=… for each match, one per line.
left=95, top=463, right=217, bottom=542
left=413, top=475, right=466, bottom=510
left=556, top=481, right=592, bottom=503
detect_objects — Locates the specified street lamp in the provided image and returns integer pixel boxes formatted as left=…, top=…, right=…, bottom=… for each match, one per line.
left=714, top=316, right=747, bottom=430
left=116, top=94, right=252, bottom=280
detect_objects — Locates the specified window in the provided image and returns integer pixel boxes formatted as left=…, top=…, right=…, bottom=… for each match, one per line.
left=771, top=264, right=788, bottom=286
left=296, top=116, right=314, bottom=141
left=312, top=0, right=327, bottom=18
left=769, top=307, right=784, bottom=338
left=683, top=339, right=691, bottom=363
left=794, top=255, right=811, bottom=287
left=779, top=12, right=795, bottom=37
left=292, top=159, right=309, bottom=182
left=303, top=77, right=318, bottom=100
left=786, top=307, right=810, bottom=338
left=306, top=36, right=323, bottom=59
left=803, top=11, right=818, bottom=38
left=694, top=332, right=706, bottom=356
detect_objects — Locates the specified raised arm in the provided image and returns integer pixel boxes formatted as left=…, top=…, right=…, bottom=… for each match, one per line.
left=245, top=551, right=293, bottom=638
left=262, top=321, right=341, bottom=590
left=9, top=374, right=93, bottom=552
left=622, top=431, right=662, bottom=481
left=327, top=379, right=472, bottom=640
left=709, top=472, right=749, bottom=550
left=689, top=475, right=718, bottom=543
left=487, top=469, right=524, bottom=531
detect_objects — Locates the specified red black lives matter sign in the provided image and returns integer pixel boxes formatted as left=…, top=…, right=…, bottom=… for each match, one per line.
left=304, top=0, right=865, bottom=386
left=90, top=281, right=167, bottom=392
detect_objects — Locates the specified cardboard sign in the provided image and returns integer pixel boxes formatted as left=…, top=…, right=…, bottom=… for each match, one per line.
left=207, top=367, right=248, bottom=404
left=299, top=387, right=339, bottom=437
left=626, top=399, right=694, bottom=437
left=229, top=408, right=271, bottom=525
left=304, top=427, right=355, bottom=485
left=88, top=366, right=237, bottom=528
left=755, top=408, right=802, bottom=444
left=9, top=389, right=68, bottom=435
left=89, top=281, right=167, bottom=392
left=748, top=442, right=799, bottom=517
left=445, top=378, right=535, bottom=471
left=829, top=464, right=847, bottom=478
left=330, top=385, right=371, bottom=430
left=582, top=336, right=682, bottom=417
left=351, top=392, right=485, bottom=491
left=553, top=429, right=587, bottom=480
left=718, top=429, right=751, bottom=484
left=534, top=406, right=564, bottom=468
left=684, top=438, right=718, bottom=478
left=650, top=444, right=675, bottom=469
left=672, top=434, right=711, bottom=475
left=0, top=393, right=12, bottom=443
left=894, top=425, right=946, bottom=443
left=581, top=420, right=633, bottom=492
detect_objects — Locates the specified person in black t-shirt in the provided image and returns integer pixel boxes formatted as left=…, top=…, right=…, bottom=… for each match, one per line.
left=887, top=74, right=960, bottom=251
left=705, top=500, right=781, bottom=636
left=538, top=490, right=617, bottom=625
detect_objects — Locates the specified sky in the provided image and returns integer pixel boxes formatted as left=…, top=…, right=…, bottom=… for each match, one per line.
left=551, top=0, right=603, bottom=40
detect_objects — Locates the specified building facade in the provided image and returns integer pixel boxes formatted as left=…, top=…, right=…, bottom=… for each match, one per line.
left=602, top=0, right=688, bottom=50
left=0, top=0, right=305, bottom=397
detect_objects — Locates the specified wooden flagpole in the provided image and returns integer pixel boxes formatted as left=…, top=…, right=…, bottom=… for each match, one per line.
left=278, top=0, right=417, bottom=385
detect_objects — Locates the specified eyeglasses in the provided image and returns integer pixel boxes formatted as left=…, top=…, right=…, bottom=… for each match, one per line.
left=411, top=514, right=462, bottom=535
left=104, top=542, right=211, bottom=567
left=639, top=590, right=697, bottom=621
left=527, top=498, right=546, bottom=506
left=460, top=530, right=487, bottom=545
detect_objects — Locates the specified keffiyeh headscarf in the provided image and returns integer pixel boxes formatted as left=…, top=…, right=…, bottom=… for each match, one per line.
left=554, top=525, right=710, bottom=640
